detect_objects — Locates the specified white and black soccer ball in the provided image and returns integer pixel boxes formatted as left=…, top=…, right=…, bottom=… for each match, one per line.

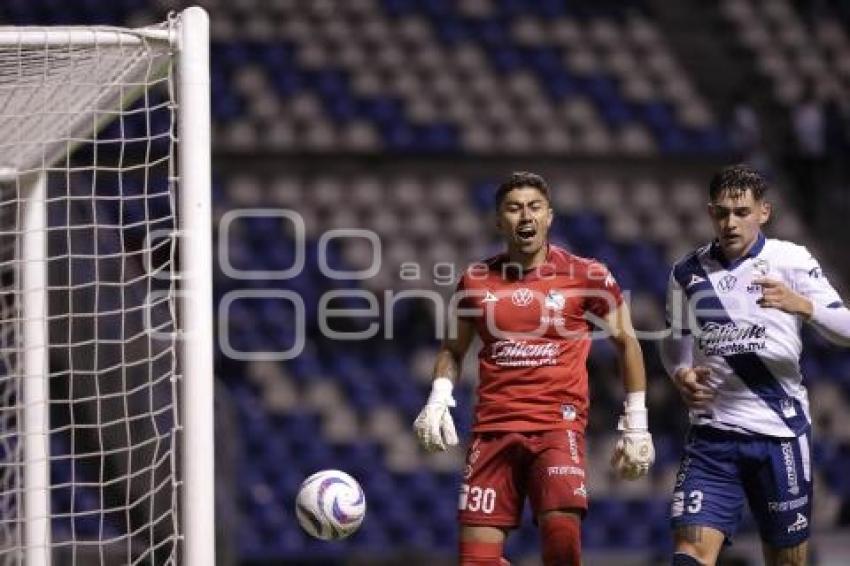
left=295, top=469, right=366, bottom=540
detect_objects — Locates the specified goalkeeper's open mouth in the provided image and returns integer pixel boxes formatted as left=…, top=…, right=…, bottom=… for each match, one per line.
left=516, top=223, right=537, bottom=244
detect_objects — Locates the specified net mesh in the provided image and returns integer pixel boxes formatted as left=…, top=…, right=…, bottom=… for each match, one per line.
left=0, top=23, right=181, bottom=566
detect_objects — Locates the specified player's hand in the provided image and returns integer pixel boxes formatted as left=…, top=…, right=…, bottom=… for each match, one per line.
left=611, top=406, right=655, bottom=480
left=754, top=277, right=813, bottom=318
left=672, top=366, right=715, bottom=410
left=413, top=377, right=458, bottom=452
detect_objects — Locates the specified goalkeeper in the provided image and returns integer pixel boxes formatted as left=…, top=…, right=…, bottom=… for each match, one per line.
left=413, top=172, right=654, bottom=566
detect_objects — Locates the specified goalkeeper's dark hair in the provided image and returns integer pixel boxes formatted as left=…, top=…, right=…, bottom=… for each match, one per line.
left=709, top=164, right=768, bottom=202
left=495, top=171, right=551, bottom=208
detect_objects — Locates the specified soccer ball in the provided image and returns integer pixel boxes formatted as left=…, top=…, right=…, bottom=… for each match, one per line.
left=295, top=469, right=366, bottom=540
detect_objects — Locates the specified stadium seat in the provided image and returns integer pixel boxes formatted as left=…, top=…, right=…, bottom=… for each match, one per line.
left=31, top=0, right=848, bottom=561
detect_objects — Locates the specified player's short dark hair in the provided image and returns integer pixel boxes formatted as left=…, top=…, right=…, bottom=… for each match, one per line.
left=709, top=164, right=768, bottom=202
left=495, top=171, right=551, bottom=208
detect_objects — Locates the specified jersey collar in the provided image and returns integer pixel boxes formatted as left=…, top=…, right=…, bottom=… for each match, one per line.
left=525, top=244, right=562, bottom=280
left=709, top=232, right=766, bottom=270
left=498, top=244, right=558, bottom=281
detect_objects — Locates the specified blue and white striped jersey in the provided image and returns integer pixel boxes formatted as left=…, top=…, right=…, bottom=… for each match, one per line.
left=666, top=234, right=842, bottom=437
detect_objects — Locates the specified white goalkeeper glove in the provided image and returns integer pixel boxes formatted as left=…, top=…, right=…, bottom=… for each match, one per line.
left=611, top=392, right=655, bottom=480
left=413, top=377, right=458, bottom=452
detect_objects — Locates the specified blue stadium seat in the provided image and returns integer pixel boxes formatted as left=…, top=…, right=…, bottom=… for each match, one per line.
left=433, top=16, right=469, bottom=44
left=179, top=0, right=850, bottom=557
left=271, top=68, right=305, bottom=99
left=489, top=46, right=524, bottom=74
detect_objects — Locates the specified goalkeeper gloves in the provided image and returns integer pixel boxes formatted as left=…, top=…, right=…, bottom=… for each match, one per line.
left=611, top=392, right=655, bottom=480
left=413, top=377, right=458, bottom=452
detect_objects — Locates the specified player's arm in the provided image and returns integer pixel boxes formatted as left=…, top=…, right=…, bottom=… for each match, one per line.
left=660, top=271, right=715, bottom=409
left=660, top=336, right=715, bottom=410
left=432, top=315, right=475, bottom=385
left=604, top=301, right=655, bottom=480
left=806, top=301, right=850, bottom=346
left=606, top=300, right=645, bottom=394
left=413, top=315, right=475, bottom=452
left=755, top=249, right=850, bottom=345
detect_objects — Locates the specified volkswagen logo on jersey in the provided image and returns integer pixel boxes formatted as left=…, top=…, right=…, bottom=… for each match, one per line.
left=511, top=287, right=534, bottom=307
left=718, top=274, right=737, bottom=292
left=544, top=290, right=565, bottom=310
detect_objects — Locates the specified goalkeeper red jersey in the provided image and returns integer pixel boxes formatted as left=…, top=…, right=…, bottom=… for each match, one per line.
left=456, top=245, right=623, bottom=433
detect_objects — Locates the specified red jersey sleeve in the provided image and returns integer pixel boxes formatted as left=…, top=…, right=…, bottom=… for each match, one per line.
left=583, top=261, right=623, bottom=318
left=454, top=274, right=477, bottom=318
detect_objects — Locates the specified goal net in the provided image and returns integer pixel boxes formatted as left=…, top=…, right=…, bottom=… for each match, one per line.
left=0, top=8, right=213, bottom=566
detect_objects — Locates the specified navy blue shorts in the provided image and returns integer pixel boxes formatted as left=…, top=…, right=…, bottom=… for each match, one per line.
left=670, top=426, right=812, bottom=548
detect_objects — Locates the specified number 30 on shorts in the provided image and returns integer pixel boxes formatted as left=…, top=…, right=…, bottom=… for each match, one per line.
left=459, top=484, right=497, bottom=514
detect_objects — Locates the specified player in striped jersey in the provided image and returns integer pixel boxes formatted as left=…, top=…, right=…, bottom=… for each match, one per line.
left=661, top=165, right=850, bottom=566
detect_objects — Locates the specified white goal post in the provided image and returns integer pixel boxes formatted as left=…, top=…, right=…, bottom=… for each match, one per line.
left=0, top=7, right=213, bottom=566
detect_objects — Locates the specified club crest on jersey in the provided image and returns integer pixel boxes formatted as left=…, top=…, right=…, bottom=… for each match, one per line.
left=544, top=290, right=565, bottom=310
left=780, top=399, right=797, bottom=418
left=718, top=274, right=737, bottom=292
left=752, top=258, right=770, bottom=277
left=511, top=287, right=534, bottom=307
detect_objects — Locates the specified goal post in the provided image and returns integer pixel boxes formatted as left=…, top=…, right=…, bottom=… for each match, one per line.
left=177, top=7, right=215, bottom=566
left=0, top=7, right=214, bottom=565
left=21, top=172, right=49, bottom=566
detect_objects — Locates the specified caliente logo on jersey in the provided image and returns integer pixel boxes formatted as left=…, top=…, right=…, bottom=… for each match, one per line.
left=696, top=322, right=767, bottom=356
left=490, top=340, right=559, bottom=367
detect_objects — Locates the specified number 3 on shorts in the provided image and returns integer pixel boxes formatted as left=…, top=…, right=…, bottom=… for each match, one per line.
left=459, top=484, right=497, bottom=514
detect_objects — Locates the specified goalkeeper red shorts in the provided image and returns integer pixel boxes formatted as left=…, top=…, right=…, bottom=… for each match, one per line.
left=457, top=429, right=588, bottom=528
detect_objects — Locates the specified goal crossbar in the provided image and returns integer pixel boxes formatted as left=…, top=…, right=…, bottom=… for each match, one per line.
left=0, top=28, right=173, bottom=47
left=0, top=24, right=175, bottom=176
